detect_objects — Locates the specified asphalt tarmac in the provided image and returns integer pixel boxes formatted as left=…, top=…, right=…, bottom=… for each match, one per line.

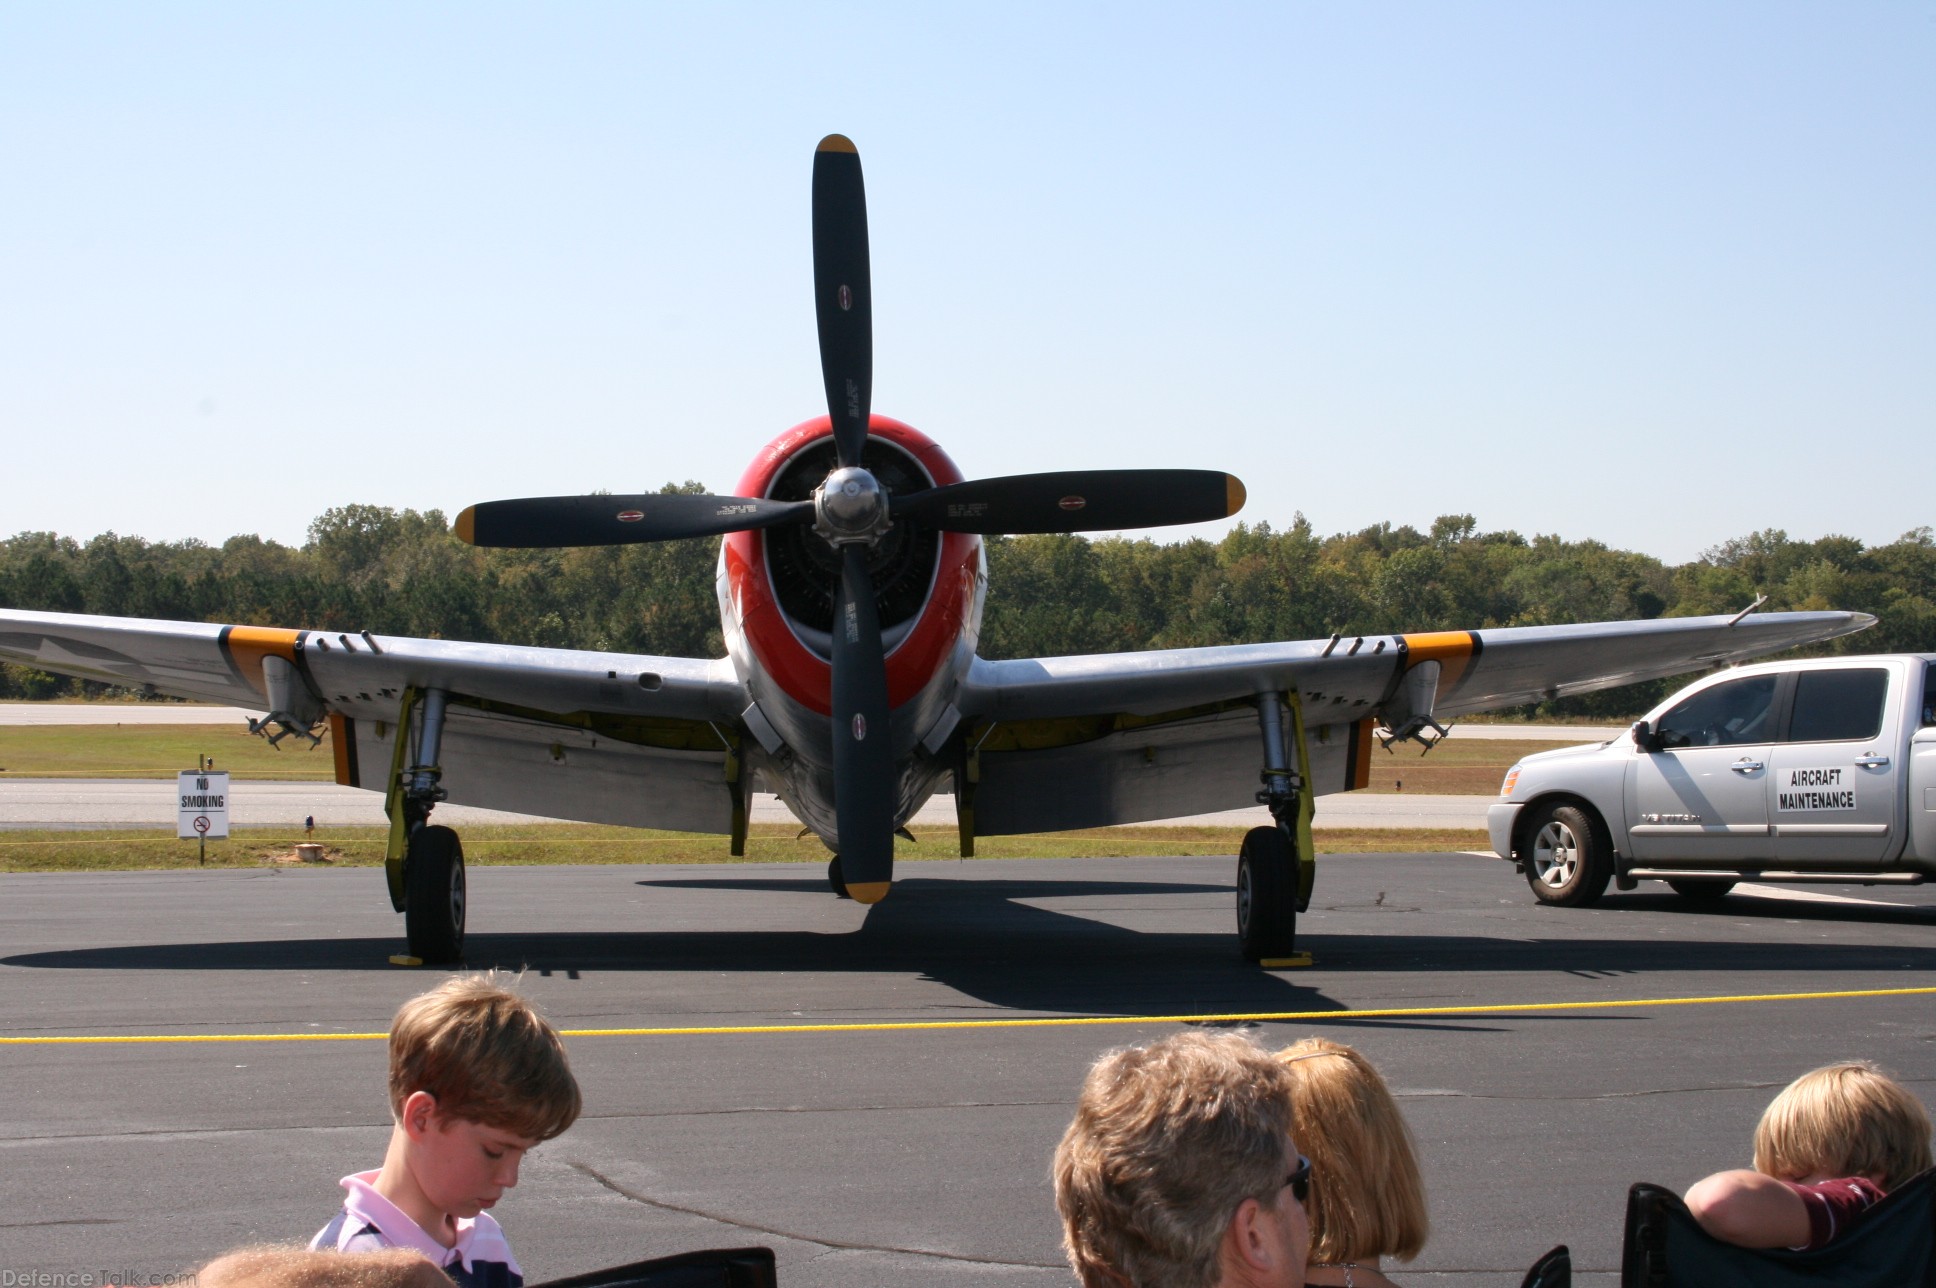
left=4, top=853, right=1933, bottom=1285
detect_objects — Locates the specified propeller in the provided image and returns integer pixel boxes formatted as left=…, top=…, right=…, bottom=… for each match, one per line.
left=895, top=469, right=1245, bottom=535
left=810, top=136, right=895, bottom=900
left=812, top=135, right=872, bottom=469
left=454, top=132, right=1249, bottom=904
left=830, top=545, right=894, bottom=900
left=456, top=493, right=811, bottom=547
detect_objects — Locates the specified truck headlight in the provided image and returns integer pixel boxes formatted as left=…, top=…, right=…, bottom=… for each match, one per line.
left=1500, top=765, right=1521, bottom=799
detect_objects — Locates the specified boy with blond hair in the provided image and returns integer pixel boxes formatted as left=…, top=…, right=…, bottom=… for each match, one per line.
left=312, top=973, right=582, bottom=1288
left=1685, top=1060, right=1933, bottom=1251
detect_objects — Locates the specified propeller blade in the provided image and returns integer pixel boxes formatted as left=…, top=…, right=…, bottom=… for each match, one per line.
left=830, top=544, right=895, bottom=903
left=455, top=494, right=813, bottom=548
left=893, top=470, right=1246, bottom=535
left=812, top=134, right=872, bottom=469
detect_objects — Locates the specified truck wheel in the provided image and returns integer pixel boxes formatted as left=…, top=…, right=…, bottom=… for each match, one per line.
left=1521, top=802, right=1612, bottom=908
left=1666, top=878, right=1736, bottom=902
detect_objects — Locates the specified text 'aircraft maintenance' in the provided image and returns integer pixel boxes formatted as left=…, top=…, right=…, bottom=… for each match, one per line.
left=0, top=135, right=1874, bottom=964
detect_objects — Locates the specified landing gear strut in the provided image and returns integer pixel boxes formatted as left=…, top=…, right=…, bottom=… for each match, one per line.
left=1238, top=691, right=1314, bottom=961
left=385, top=687, right=465, bottom=963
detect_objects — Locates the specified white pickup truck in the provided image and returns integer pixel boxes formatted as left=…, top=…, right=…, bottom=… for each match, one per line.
left=1489, top=654, right=1936, bottom=904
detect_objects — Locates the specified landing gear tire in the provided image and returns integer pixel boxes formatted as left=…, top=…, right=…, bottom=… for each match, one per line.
left=1667, top=878, right=1737, bottom=902
left=827, top=855, right=850, bottom=899
left=1522, top=803, right=1612, bottom=907
left=1236, top=826, right=1297, bottom=961
left=404, top=825, right=466, bottom=963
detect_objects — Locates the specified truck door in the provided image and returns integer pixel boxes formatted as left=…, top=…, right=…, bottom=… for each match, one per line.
left=1769, top=665, right=1900, bottom=865
left=1627, top=672, right=1778, bottom=863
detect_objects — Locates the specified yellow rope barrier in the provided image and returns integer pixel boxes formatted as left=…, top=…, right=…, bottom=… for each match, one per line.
left=6, top=984, right=1932, bottom=1045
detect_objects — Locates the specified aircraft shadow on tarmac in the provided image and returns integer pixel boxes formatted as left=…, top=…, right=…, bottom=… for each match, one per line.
left=4, top=874, right=1934, bottom=1021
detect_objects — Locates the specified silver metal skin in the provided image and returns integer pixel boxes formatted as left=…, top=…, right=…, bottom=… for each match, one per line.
left=813, top=466, right=890, bottom=545
left=0, top=606, right=1878, bottom=847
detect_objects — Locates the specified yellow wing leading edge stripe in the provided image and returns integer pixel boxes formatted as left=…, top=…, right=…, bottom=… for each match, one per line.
left=218, top=625, right=302, bottom=700
left=1397, top=630, right=1482, bottom=705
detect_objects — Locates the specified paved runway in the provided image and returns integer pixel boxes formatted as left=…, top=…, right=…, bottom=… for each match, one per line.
left=0, top=778, right=1495, bottom=830
left=3, top=853, right=1931, bottom=1285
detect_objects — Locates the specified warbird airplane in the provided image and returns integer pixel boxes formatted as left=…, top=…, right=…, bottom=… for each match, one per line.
left=0, top=136, right=1872, bottom=963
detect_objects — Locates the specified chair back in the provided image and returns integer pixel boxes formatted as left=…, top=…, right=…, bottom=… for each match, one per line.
left=529, top=1246, right=777, bottom=1288
left=1519, top=1243, right=1571, bottom=1288
left=1621, top=1169, right=1936, bottom=1287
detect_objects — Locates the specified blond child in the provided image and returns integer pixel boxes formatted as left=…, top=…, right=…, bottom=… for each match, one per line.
left=1276, top=1039, right=1429, bottom=1288
left=311, top=974, right=582, bottom=1288
left=1685, top=1060, right=1933, bottom=1251
left=202, top=1245, right=452, bottom=1288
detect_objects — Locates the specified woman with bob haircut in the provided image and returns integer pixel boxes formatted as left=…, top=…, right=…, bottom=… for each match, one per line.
left=1275, top=1039, right=1429, bottom=1288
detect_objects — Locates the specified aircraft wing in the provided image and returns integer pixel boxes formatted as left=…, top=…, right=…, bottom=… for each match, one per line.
left=0, top=609, right=748, bottom=831
left=950, top=610, right=1875, bottom=835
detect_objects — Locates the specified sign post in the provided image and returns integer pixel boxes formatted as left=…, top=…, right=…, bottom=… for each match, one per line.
left=178, top=758, right=230, bottom=866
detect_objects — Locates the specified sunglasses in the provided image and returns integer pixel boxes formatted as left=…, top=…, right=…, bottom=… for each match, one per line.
left=1285, top=1154, right=1312, bottom=1204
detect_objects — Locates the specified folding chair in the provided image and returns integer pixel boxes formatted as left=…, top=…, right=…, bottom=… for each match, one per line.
left=1621, top=1168, right=1936, bottom=1287
left=1520, top=1243, right=1571, bottom=1288
left=529, top=1246, right=777, bottom=1288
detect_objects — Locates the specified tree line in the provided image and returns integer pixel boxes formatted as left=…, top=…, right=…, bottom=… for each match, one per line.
left=4, top=485, right=1932, bottom=718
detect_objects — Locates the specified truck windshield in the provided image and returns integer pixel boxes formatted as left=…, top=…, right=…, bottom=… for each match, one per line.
left=1655, top=674, right=1778, bottom=749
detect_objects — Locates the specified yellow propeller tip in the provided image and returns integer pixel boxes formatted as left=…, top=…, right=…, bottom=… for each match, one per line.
left=453, top=507, right=476, bottom=545
left=845, top=881, right=890, bottom=904
left=817, top=133, right=858, bottom=154
left=1226, top=475, right=1247, bottom=516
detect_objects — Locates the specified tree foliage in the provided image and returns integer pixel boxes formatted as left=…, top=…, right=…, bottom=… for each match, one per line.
left=4, top=497, right=1930, bottom=718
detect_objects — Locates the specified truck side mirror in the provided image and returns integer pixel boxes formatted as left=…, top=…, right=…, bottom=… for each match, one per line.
left=1631, top=719, right=1660, bottom=753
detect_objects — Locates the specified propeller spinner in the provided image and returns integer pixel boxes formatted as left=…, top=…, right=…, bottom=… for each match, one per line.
left=454, top=133, right=1247, bottom=903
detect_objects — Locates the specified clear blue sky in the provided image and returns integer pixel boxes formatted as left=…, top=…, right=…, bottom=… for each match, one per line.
left=3, top=3, right=1929, bottom=564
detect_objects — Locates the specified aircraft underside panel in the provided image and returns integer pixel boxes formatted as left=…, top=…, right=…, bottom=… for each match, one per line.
left=970, top=709, right=1364, bottom=835
left=347, top=705, right=734, bottom=834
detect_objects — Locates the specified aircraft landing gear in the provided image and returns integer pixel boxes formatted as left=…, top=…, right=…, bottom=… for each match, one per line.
left=1237, top=826, right=1296, bottom=958
left=385, top=688, right=465, bottom=963
left=1239, top=690, right=1315, bottom=962
left=405, top=825, right=466, bottom=962
left=827, top=854, right=850, bottom=899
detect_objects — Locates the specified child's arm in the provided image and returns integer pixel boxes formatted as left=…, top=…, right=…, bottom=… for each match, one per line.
left=1683, top=1169, right=1812, bottom=1248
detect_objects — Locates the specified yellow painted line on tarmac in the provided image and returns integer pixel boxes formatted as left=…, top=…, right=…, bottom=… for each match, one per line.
left=4, top=984, right=1934, bottom=1046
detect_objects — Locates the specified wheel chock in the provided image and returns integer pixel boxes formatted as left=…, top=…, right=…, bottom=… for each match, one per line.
left=1259, top=952, right=1314, bottom=968
left=388, top=954, right=424, bottom=967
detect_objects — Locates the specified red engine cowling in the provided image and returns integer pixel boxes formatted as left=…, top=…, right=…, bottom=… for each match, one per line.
left=722, top=415, right=981, bottom=716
